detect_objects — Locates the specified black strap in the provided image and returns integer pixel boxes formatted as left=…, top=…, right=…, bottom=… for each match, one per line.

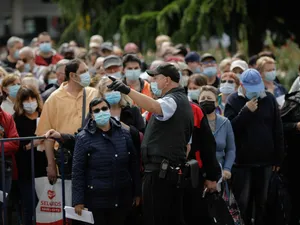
left=81, top=88, right=86, bottom=127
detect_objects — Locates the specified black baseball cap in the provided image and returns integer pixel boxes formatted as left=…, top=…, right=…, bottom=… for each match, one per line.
left=146, top=63, right=180, bottom=83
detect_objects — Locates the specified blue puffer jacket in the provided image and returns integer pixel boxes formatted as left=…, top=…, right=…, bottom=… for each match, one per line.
left=72, top=118, right=142, bottom=209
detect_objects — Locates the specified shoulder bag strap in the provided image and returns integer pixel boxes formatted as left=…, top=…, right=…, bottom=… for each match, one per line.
left=81, top=88, right=86, bottom=127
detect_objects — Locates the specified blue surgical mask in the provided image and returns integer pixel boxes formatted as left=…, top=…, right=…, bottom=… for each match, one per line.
left=8, top=84, right=20, bottom=98
left=188, top=89, right=200, bottom=101
left=195, top=67, right=201, bottom=73
left=220, top=82, right=235, bottom=94
left=48, top=78, right=57, bottom=85
left=125, top=69, right=141, bottom=81
left=109, top=72, right=122, bottom=80
left=203, top=66, right=217, bottom=77
left=245, top=91, right=259, bottom=100
left=79, top=71, right=91, bottom=87
left=94, top=110, right=111, bottom=126
left=23, top=101, right=38, bottom=114
left=265, top=70, right=276, bottom=81
left=39, top=43, right=52, bottom=53
left=24, top=63, right=31, bottom=72
left=105, top=91, right=121, bottom=105
left=236, top=73, right=241, bottom=80
left=150, top=82, right=162, bottom=97
left=14, top=50, right=19, bottom=59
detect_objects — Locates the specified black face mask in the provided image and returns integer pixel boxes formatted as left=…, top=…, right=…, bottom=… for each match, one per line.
left=0, top=95, right=3, bottom=105
left=200, top=100, right=216, bottom=114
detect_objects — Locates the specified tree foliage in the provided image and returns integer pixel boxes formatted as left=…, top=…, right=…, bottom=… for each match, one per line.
left=55, top=0, right=247, bottom=52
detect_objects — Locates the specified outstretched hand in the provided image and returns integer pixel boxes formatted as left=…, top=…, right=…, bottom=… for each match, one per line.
left=107, top=76, right=131, bottom=95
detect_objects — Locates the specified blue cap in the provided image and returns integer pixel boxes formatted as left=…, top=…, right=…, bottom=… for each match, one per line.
left=184, top=51, right=200, bottom=63
left=240, top=69, right=265, bottom=92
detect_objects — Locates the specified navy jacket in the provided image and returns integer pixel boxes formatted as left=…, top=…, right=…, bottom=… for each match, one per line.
left=224, top=91, right=284, bottom=166
left=72, top=118, right=141, bottom=209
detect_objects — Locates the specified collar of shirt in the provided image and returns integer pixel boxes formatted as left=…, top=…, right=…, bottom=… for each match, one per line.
left=58, top=82, right=85, bottom=99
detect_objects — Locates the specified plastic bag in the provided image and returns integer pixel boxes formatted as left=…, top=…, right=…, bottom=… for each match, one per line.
left=222, top=181, right=244, bottom=225
left=35, top=177, right=72, bottom=225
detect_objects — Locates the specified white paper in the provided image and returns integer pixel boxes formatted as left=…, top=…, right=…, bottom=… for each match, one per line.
left=0, top=191, right=8, bottom=202
left=64, top=206, right=94, bottom=224
left=276, top=95, right=285, bottom=108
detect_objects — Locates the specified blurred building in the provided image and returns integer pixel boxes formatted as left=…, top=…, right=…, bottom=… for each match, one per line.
left=0, top=0, right=62, bottom=45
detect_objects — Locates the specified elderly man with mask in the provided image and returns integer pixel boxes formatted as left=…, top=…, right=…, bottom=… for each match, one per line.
left=200, top=53, right=220, bottom=88
left=16, top=47, right=47, bottom=90
left=224, top=69, right=284, bottom=225
left=103, top=55, right=123, bottom=79
left=2, top=36, right=24, bottom=70
left=41, top=59, right=70, bottom=102
left=35, top=31, right=63, bottom=66
left=107, top=62, right=194, bottom=225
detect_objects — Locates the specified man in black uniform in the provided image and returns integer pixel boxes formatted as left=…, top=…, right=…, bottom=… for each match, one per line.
left=108, top=63, right=194, bottom=225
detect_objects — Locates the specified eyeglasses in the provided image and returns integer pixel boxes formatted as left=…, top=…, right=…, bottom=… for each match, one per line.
left=221, top=80, right=234, bottom=84
left=92, top=106, right=109, bottom=113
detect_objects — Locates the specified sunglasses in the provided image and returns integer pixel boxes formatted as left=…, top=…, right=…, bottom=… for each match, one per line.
left=221, top=80, right=234, bottom=84
left=92, top=106, right=109, bottom=114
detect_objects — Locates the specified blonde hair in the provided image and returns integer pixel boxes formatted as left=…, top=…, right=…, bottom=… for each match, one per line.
left=256, top=56, right=275, bottom=73
left=0, top=66, right=8, bottom=78
left=97, top=76, right=133, bottom=108
left=1, top=74, right=20, bottom=98
left=219, top=58, right=232, bottom=74
left=21, top=77, right=40, bottom=91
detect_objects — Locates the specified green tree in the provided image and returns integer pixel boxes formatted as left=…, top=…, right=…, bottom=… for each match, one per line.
left=55, top=0, right=247, bottom=53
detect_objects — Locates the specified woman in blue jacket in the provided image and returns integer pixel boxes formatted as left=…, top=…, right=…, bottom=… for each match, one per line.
left=45, top=97, right=141, bottom=225
left=199, top=85, right=236, bottom=180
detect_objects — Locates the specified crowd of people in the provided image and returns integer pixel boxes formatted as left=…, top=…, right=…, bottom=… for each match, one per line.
left=0, top=31, right=298, bottom=225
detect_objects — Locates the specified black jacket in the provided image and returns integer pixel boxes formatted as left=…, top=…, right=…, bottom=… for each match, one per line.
left=188, top=102, right=221, bottom=181
left=281, top=91, right=300, bottom=159
left=41, top=84, right=59, bottom=102
left=224, top=92, right=284, bottom=166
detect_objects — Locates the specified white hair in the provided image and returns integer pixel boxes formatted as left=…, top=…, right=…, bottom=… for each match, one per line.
left=90, top=35, right=103, bottom=44
left=7, top=36, right=24, bottom=48
left=19, top=47, right=35, bottom=58
left=55, top=59, right=70, bottom=71
left=21, top=77, right=39, bottom=91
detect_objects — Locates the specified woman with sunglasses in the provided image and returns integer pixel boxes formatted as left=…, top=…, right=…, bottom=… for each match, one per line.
left=218, top=72, right=240, bottom=114
left=44, top=97, right=141, bottom=225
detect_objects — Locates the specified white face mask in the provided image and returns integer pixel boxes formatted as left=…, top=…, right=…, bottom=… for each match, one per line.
left=220, top=82, right=235, bottom=94
left=23, top=101, right=38, bottom=114
left=180, top=75, right=189, bottom=87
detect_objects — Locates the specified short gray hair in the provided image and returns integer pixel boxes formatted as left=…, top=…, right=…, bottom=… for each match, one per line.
left=7, top=36, right=24, bottom=48
left=19, top=47, right=34, bottom=58
left=55, top=59, right=70, bottom=71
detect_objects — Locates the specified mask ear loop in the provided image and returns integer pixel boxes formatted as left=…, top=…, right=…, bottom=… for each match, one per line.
left=71, top=72, right=81, bottom=86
